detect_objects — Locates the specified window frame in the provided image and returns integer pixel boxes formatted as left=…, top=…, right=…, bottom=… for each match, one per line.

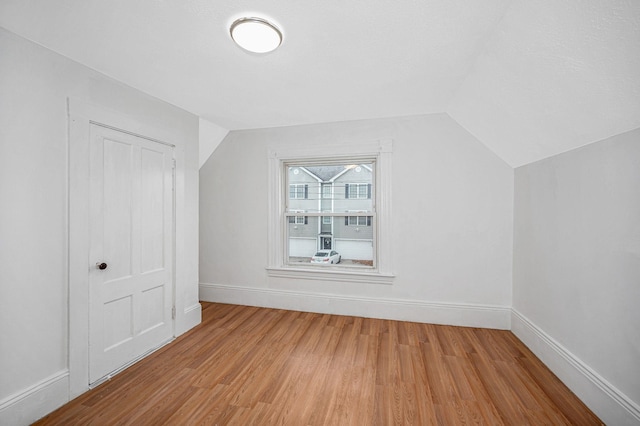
left=267, top=140, right=394, bottom=284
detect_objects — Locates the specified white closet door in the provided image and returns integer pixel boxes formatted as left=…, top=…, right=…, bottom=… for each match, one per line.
left=89, top=124, right=174, bottom=384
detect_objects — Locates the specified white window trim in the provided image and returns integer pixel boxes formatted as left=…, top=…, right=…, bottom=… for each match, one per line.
left=267, top=139, right=394, bottom=284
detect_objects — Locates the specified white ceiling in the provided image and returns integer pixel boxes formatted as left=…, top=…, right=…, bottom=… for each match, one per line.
left=1, top=0, right=639, bottom=167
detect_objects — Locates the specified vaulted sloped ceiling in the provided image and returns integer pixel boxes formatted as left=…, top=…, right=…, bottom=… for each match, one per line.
left=1, top=0, right=638, bottom=167
left=448, top=0, right=640, bottom=167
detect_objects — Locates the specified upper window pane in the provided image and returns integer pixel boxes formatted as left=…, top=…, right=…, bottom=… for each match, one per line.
left=287, top=164, right=373, bottom=214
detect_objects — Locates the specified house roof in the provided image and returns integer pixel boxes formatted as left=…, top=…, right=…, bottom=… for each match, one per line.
left=1, top=0, right=638, bottom=167
left=302, top=166, right=346, bottom=182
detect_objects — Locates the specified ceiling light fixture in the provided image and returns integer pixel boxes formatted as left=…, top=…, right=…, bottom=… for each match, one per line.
left=230, top=17, right=282, bottom=54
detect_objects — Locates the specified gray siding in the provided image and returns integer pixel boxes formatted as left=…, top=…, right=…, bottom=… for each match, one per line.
left=334, top=218, right=374, bottom=239
left=288, top=216, right=318, bottom=238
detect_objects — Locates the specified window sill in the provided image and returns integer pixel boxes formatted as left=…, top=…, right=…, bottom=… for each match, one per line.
left=266, top=266, right=395, bottom=285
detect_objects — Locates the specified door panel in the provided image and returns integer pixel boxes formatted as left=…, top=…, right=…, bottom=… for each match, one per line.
left=89, top=124, right=174, bottom=384
left=103, top=296, right=133, bottom=350
left=140, top=147, right=166, bottom=273
left=103, top=139, right=134, bottom=281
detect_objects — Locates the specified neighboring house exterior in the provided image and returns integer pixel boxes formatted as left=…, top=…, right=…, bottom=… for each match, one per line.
left=288, top=164, right=373, bottom=261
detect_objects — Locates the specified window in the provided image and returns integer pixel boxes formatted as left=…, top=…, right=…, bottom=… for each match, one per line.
left=345, top=183, right=371, bottom=199
left=322, top=184, right=332, bottom=199
left=289, top=216, right=307, bottom=225
left=267, top=139, right=394, bottom=283
left=347, top=216, right=371, bottom=226
left=289, top=184, right=308, bottom=199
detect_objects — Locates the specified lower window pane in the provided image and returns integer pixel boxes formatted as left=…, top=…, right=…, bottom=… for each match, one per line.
left=287, top=216, right=374, bottom=267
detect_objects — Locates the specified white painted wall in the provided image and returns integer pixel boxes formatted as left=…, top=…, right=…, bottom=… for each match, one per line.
left=513, top=128, right=640, bottom=425
left=199, top=114, right=514, bottom=328
left=0, top=29, right=200, bottom=425
left=199, top=118, right=228, bottom=169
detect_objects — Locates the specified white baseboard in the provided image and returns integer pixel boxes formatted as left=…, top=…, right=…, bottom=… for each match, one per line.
left=0, top=370, right=70, bottom=426
left=199, top=282, right=511, bottom=329
left=176, top=302, right=202, bottom=336
left=511, top=309, right=640, bottom=426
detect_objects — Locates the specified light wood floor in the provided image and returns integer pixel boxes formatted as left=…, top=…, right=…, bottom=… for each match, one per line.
left=35, top=302, right=602, bottom=425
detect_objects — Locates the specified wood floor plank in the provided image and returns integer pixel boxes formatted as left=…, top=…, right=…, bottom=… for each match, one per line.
left=444, top=355, right=475, bottom=401
left=469, top=351, right=530, bottom=424
left=162, top=384, right=226, bottom=424
left=34, top=302, right=603, bottom=425
left=422, top=340, right=459, bottom=405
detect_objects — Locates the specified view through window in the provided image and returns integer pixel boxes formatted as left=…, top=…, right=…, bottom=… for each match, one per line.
left=285, top=162, right=374, bottom=268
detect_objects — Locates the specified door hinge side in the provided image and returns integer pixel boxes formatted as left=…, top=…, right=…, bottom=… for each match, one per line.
left=172, top=306, right=176, bottom=320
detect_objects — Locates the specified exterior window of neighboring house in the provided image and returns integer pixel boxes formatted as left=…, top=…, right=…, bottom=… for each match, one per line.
left=288, top=216, right=307, bottom=224
left=347, top=216, right=371, bottom=226
left=289, top=184, right=308, bottom=199
left=344, top=183, right=371, bottom=199
left=322, top=184, right=332, bottom=199
left=267, top=140, right=393, bottom=284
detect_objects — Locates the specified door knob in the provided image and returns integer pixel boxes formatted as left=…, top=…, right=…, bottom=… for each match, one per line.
left=96, top=262, right=108, bottom=270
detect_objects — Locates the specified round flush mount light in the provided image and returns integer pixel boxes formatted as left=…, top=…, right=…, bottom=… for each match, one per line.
left=230, top=17, right=282, bottom=53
